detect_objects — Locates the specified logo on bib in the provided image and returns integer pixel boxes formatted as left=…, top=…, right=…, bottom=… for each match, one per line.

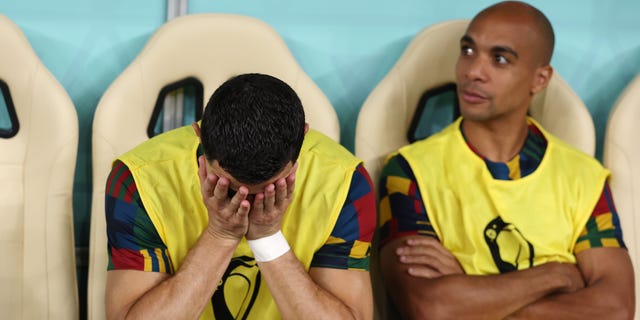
left=211, top=256, right=261, bottom=319
left=484, top=217, right=534, bottom=273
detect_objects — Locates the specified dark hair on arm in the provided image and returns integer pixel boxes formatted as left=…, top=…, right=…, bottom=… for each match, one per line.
left=200, top=73, right=306, bottom=184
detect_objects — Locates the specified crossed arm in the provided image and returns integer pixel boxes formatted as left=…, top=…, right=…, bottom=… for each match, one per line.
left=379, top=235, right=634, bottom=320
left=105, top=155, right=372, bottom=319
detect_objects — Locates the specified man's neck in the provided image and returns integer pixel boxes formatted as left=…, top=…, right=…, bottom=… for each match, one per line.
left=461, top=117, right=530, bottom=163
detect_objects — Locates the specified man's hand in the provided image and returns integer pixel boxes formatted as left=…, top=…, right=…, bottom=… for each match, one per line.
left=198, top=155, right=250, bottom=242
left=396, top=236, right=464, bottom=279
left=548, top=262, right=586, bottom=294
left=246, top=163, right=298, bottom=240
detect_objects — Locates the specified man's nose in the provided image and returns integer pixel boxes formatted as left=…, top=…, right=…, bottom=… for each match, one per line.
left=465, top=56, right=488, bottom=82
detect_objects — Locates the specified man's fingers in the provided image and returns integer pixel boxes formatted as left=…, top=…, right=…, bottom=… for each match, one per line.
left=405, top=237, right=454, bottom=258
left=264, top=183, right=276, bottom=212
left=252, top=193, right=265, bottom=214
left=286, top=163, right=298, bottom=196
left=399, top=245, right=455, bottom=264
left=197, top=155, right=207, bottom=182
left=199, top=156, right=217, bottom=198
left=397, top=237, right=463, bottom=275
left=209, top=178, right=235, bottom=209
left=399, top=251, right=439, bottom=265
left=203, top=176, right=220, bottom=200
left=236, top=199, right=251, bottom=217
left=402, top=253, right=451, bottom=270
left=275, top=178, right=287, bottom=207
left=407, top=266, right=442, bottom=279
left=405, top=236, right=441, bottom=247
left=227, top=186, right=249, bottom=212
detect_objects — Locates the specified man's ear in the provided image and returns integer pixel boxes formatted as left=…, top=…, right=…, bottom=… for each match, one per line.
left=192, top=122, right=202, bottom=141
left=531, top=65, right=553, bottom=95
left=304, top=123, right=309, bottom=134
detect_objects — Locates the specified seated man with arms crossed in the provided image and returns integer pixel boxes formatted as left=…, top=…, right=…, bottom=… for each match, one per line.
left=378, top=1, right=634, bottom=319
left=105, top=73, right=376, bottom=319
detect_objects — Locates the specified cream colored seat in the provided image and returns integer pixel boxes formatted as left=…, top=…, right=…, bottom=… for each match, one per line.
left=0, top=14, right=78, bottom=319
left=603, top=73, right=640, bottom=319
left=88, top=13, right=340, bottom=319
left=355, top=20, right=595, bottom=320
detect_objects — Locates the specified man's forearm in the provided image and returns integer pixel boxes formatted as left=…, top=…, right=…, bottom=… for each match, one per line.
left=388, top=262, right=581, bottom=320
left=509, top=284, right=633, bottom=320
left=257, top=251, right=366, bottom=320
left=509, top=248, right=635, bottom=320
left=113, top=232, right=238, bottom=320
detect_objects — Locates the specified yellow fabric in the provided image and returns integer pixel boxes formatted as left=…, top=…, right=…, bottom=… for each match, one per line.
left=119, top=126, right=360, bottom=319
left=398, top=117, right=609, bottom=275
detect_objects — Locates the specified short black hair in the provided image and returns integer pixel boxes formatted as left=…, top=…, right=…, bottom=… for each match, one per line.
left=201, top=73, right=306, bottom=184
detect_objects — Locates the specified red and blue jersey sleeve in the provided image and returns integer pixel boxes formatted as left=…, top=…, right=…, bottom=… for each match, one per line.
left=310, top=164, right=377, bottom=271
left=105, top=160, right=174, bottom=273
left=377, top=155, right=437, bottom=249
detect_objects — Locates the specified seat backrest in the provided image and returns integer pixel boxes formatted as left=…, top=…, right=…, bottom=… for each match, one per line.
left=88, top=13, right=340, bottom=319
left=0, top=14, right=79, bottom=319
left=603, top=73, right=640, bottom=318
left=355, top=19, right=595, bottom=320
left=355, top=19, right=595, bottom=187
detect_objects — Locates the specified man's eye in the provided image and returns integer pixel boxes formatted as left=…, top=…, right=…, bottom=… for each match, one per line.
left=461, top=46, right=473, bottom=56
left=495, top=55, right=508, bottom=64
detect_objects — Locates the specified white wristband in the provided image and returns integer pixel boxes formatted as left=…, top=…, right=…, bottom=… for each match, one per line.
left=248, top=231, right=290, bottom=262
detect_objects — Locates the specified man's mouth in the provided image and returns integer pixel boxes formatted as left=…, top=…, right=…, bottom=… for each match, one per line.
left=459, top=86, right=489, bottom=104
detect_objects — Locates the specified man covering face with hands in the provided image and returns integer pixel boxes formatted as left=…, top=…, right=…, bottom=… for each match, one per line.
left=104, top=73, right=376, bottom=320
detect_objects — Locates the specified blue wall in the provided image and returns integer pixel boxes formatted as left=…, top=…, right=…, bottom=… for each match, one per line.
left=2, top=0, right=640, bottom=316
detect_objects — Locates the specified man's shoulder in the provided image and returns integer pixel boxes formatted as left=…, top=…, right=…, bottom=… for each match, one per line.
left=544, top=131, right=604, bottom=170
left=380, top=121, right=460, bottom=175
left=397, top=122, right=459, bottom=161
left=302, top=129, right=361, bottom=165
left=119, top=125, right=198, bottom=168
left=527, top=117, right=600, bottom=167
left=131, top=125, right=195, bottom=149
